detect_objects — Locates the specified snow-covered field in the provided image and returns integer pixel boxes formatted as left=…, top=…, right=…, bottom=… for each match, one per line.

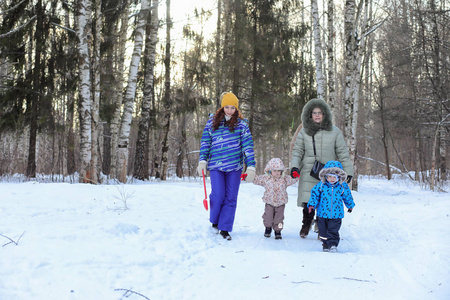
left=1, top=176, right=449, bottom=300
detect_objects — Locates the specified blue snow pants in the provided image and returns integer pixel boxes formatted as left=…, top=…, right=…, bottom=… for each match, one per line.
left=317, top=217, right=342, bottom=247
left=209, top=170, right=242, bottom=232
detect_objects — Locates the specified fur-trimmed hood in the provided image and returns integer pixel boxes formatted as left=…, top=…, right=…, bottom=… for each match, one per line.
left=301, top=98, right=333, bottom=136
left=318, top=160, right=347, bottom=184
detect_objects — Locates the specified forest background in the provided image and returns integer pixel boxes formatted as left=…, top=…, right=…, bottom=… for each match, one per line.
left=0, top=0, right=448, bottom=191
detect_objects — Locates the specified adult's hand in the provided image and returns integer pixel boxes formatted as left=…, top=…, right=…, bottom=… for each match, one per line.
left=197, top=161, right=207, bottom=176
left=291, top=167, right=300, bottom=178
left=245, top=167, right=256, bottom=182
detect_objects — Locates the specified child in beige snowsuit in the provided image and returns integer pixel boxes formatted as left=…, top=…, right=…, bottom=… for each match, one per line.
left=252, top=158, right=300, bottom=239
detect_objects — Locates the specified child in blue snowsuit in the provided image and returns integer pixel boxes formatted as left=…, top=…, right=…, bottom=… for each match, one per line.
left=307, top=160, right=355, bottom=252
left=197, top=92, right=256, bottom=241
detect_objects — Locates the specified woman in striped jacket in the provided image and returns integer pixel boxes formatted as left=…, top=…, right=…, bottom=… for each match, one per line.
left=197, top=92, right=256, bottom=240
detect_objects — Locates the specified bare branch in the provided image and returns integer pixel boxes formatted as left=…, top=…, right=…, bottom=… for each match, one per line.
left=50, top=22, right=76, bottom=34
left=0, top=0, right=26, bottom=15
left=0, top=15, right=36, bottom=39
left=114, top=289, right=150, bottom=300
left=1, top=231, right=26, bottom=247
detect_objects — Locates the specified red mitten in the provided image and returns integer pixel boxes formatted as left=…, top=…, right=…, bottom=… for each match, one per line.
left=292, top=171, right=300, bottom=178
left=240, top=174, right=248, bottom=181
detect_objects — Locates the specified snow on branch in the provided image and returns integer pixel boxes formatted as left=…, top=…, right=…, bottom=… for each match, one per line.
left=364, top=19, right=385, bottom=38
left=51, top=22, right=76, bottom=34
left=0, top=15, right=36, bottom=39
left=1, top=231, right=26, bottom=247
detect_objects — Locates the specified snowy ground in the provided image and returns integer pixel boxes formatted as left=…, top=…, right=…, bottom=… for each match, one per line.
left=0, top=176, right=449, bottom=300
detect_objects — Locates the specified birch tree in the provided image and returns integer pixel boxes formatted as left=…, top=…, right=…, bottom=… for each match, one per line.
left=159, top=0, right=172, bottom=180
left=117, top=0, right=150, bottom=183
left=76, top=0, right=93, bottom=183
left=133, top=0, right=159, bottom=180
left=326, top=0, right=336, bottom=113
left=90, top=0, right=102, bottom=183
left=109, top=2, right=129, bottom=179
left=311, top=0, right=326, bottom=99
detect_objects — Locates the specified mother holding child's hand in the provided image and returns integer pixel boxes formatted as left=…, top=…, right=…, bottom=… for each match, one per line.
left=290, top=98, right=354, bottom=239
left=197, top=92, right=256, bottom=241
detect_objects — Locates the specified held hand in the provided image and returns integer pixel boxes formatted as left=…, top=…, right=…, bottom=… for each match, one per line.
left=290, top=167, right=300, bottom=178
left=347, top=208, right=353, bottom=213
left=197, top=161, right=207, bottom=177
left=308, top=206, right=314, bottom=214
left=240, top=174, right=247, bottom=181
left=346, top=175, right=353, bottom=183
left=244, top=167, right=256, bottom=182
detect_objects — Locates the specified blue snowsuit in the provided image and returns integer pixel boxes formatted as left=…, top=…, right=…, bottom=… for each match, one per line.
left=200, top=116, right=255, bottom=232
left=307, top=160, right=355, bottom=248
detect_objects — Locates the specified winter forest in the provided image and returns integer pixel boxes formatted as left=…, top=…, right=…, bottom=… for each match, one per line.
left=0, top=0, right=449, bottom=191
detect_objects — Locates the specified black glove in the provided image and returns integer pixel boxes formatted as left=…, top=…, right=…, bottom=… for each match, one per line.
left=291, top=167, right=300, bottom=178
left=347, top=208, right=353, bottom=213
left=346, top=175, right=353, bottom=183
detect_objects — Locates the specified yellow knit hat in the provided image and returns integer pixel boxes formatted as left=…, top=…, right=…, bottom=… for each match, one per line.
left=221, top=92, right=239, bottom=108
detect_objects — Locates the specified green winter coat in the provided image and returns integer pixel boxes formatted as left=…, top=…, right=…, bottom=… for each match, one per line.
left=290, top=98, right=354, bottom=206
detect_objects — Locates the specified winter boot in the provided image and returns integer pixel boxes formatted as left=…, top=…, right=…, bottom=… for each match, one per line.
left=329, top=245, right=338, bottom=253
left=322, top=244, right=330, bottom=252
left=299, top=205, right=315, bottom=238
left=264, top=227, right=272, bottom=238
left=220, top=230, right=232, bottom=240
left=212, top=223, right=219, bottom=234
left=274, top=231, right=282, bottom=240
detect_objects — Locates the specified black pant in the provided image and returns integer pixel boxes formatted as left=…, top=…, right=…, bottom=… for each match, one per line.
left=317, top=217, right=342, bottom=247
left=302, top=203, right=315, bottom=226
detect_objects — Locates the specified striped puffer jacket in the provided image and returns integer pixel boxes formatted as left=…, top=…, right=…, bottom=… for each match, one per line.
left=199, top=117, right=255, bottom=172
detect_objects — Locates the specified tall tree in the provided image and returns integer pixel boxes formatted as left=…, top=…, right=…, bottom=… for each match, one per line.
left=76, top=0, right=93, bottom=183
left=159, top=0, right=172, bottom=180
left=133, top=0, right=159, bottom=180
left=117, top=0, right=150, bottom=183
left=311, top=0, right=326, bottom=99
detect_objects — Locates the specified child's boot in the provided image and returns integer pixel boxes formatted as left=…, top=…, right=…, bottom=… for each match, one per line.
left=329, top=245, right=338, bottom=253
left=264, top=227, right=272, bottom=238
left=322, top=244, right=330, bottom=252
left=275, top=231, right=282, bottom=240
left=300, top=205, right=315, bottom=238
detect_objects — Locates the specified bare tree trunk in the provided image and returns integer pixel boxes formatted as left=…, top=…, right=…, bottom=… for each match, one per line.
left=379, top=87, right=391, bottom=180
left=311, top=0, right=326, bottom=99
left=160, top=0, right=172, bottom=180
left=327, top=0, right=336, bottom=112
left=110, top=2, right=128, bottom=179
left=26, top=0, right=44, bottom=178
left=117, top=0, right=150, bottom=183
left=134, top=0, right=159, bottom=180
left=215, top=0, right=222, bottom=105
left=232, top=0, right=242, bottom=96
left=90, top=0, right=101, bottom=183
left=76, top=0, right=93, bottom=183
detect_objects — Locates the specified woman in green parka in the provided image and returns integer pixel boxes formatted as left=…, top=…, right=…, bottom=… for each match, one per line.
left=290, top=98, right=353, bottom=238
